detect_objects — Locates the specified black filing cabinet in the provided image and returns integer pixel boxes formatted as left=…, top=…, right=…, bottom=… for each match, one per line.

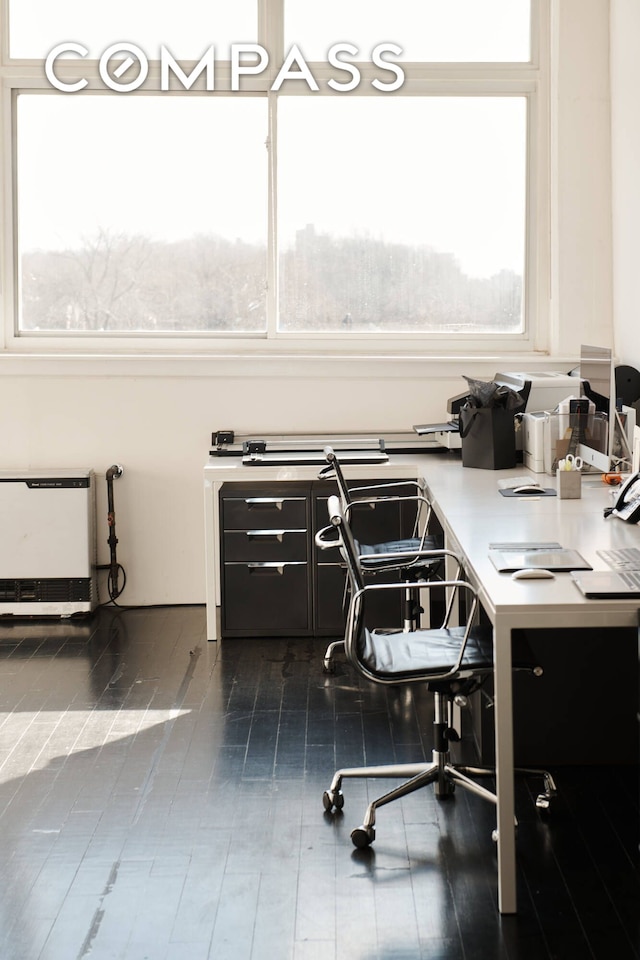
left=220, top=478, right=420, bottom=639
left=220, top=483, right=313, bottom=637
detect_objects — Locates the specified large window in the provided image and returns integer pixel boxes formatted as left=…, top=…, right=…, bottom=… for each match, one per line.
left=277, top=96, right=526, bottom=335
left=1, top=0, right=546, bottom=350
left=17, top=96, right=268, bottom=334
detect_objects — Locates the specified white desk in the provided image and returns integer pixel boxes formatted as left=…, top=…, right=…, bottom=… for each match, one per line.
left=420, top=459, right=640, bottom=914
left=204, top=453, right=639, bottom=914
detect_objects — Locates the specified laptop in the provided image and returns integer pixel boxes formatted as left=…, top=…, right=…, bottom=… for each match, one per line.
left=570, top=569, right=640, bottom=598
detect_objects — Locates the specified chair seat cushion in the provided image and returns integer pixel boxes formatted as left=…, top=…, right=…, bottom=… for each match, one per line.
left=359, top=625, right=494, bottom=681
left=358, top=535, right=442, bottom=571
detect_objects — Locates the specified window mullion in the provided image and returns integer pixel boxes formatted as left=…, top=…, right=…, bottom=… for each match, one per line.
left=267, top=91, right=278, bottom=339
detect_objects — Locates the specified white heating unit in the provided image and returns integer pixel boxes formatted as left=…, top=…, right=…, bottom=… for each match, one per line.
left=0, top=469, right=97, bottom=617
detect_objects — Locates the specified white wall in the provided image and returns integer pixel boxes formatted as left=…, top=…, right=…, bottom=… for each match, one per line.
left=0, top=354, right=572, bottom=605
left=551, top=0, right=613, bottom=355
left=610, top=0, right=640, bottom=371
left=0, top=1, right=621, bottom=607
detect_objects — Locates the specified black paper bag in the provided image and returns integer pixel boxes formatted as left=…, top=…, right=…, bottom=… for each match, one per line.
left=459, top=404, right=516, bottom=470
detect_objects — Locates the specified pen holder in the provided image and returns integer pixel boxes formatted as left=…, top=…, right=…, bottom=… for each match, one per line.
left=556, top=468, right=582, bottom=499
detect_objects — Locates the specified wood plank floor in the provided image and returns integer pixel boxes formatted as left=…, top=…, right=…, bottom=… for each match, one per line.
left=0, top=606, right=637, bottom=960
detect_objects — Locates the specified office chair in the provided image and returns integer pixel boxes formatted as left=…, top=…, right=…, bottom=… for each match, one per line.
left=316, top=496, right=556, bottom=849
left=318, top=446, right=442, bottom=672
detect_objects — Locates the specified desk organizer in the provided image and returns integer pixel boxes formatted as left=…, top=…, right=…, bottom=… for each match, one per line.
left=556, top=468, right=582, bottom=499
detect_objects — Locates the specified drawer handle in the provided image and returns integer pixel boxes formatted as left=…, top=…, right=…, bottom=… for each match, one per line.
left=245, top=562, right=305, bottom=575
left=246, top=530, right=285, bottom=541
left=244, top=498, right=284, bottom=509
left=248, top=563, right=284, bottom=576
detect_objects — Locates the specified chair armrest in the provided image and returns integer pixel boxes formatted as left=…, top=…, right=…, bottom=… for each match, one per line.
left=355, top=575, right=479, bottom=640
left=345, top=493, right=429, bottom=511
left=347, top=479, right=426, bottom=497
left=315, top=523, right=341, bottom=550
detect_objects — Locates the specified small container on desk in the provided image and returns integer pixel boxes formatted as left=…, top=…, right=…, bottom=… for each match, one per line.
left=556, top=467, right=582, bottom=499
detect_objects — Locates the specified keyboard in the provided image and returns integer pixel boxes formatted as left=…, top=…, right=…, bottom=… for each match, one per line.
left=597, top=547, right=640, bottom=570
left=620, top=570, right=640, bottom=588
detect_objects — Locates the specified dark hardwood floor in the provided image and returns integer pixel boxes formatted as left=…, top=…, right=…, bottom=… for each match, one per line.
left=0, top=606, right=637, bottom=960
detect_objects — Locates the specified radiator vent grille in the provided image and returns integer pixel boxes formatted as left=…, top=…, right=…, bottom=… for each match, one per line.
left=0, top=579, right=93, bottom=603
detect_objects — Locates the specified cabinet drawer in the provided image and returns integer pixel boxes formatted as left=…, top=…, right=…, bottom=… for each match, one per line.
left=222, top=496, right=307, bottom=530
left=315, top=562, right=347, bottom=635
left=222, top=562, right=310, bottom=635
left=223, top=529, right=308, bottom=562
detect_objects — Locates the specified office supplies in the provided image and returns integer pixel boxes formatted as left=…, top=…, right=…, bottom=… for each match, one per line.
left=242, top=448, right=390, bottom=466
left=209, top=431, right=441, bottom=461
left=570, top=569, right=640, bottom=598
left=558, top=454, right=582, bottom=471
left=489, top=548, right=592, bottom=573
left=511, top=568, right=556, bottom=580
left=556, top=459, right=582, bottom=499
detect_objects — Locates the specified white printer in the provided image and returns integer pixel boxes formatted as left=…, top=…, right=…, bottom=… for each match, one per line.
left=496, top=373, right=583, bottom=473
left=494, top=371, right=580, bottom=414
left=495, top=372, right=582, bottom=473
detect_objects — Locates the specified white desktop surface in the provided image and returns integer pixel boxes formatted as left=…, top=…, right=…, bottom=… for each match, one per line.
left=204, top=453, right=640, bottom=914
left=420, top=459, right=639, bottom=915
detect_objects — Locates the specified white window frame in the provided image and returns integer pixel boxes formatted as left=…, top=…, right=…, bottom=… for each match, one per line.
left=0, top=0, right=550, bottom=358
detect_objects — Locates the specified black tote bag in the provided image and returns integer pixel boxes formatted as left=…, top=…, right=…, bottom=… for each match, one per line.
left=459, top=404, right=517, bottom=470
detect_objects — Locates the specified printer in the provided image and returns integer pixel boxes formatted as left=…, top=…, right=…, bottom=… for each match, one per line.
left=415, top=370, right=580, bottom=453
left=493, top=371, right=580, bottom=415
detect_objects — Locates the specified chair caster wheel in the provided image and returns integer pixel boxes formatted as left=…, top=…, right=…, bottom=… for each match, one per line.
left=351, top=825, right=375, bottom=848
left=323, top=790, right=344, bottom=812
